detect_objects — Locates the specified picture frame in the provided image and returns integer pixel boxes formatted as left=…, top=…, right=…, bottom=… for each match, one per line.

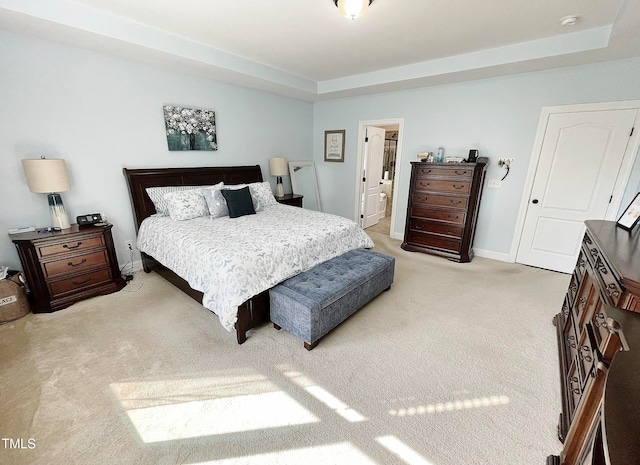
left=163, top=105, right=217, bottom=151
left=324, top=130, right=345, bottom=162
left=616, top=192, right=640, bottom=231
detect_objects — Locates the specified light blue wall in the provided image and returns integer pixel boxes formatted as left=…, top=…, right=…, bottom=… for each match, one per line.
left=0, top=30, right=313, bottom=270
left=313, top=58, right=640, bottom=257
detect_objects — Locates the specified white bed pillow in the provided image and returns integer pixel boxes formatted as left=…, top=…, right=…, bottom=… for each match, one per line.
left=146, top=184, right=218, bottom=216
left=248, top=182, right=278, bottom=210
left=202, top=184, right=247, bottom=218
left=163, top=189, right=211, bottom=221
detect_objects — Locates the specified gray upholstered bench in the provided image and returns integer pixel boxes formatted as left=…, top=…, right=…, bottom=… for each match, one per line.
left=269, top=248, right=395, bottom=350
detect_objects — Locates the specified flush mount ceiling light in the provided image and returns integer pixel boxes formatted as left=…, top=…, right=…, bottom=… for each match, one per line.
left=334, top=0, right=373, bottom=20
left=560, top=15, right=579, bottom=26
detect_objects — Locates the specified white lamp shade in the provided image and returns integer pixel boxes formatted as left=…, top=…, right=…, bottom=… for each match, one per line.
left=269, top=157, right=289, bottom=177
left=336, top=0, right=369, bottom=19
left=22, top=159, right=70, bottom=193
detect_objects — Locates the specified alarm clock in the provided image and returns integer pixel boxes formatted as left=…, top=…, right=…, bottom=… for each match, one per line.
left=77, top=213, right=103, bottom=226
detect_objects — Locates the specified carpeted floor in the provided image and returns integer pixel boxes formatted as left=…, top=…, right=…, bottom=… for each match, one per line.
left=0, top=230, right=568, bottom=465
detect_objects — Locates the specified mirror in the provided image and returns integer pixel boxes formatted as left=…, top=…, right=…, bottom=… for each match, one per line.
left=289, top=161, right=322, bottom=211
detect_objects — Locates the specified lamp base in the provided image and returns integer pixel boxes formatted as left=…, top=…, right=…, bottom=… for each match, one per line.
left=48, top=193, right=70, bottom=229
left=275, top=182, right=284, bottom=198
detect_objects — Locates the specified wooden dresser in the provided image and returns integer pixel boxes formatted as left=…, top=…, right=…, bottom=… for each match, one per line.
left=401, top=159, right=487, bottom=262
left=10, top=224, right=125, bottom=313
left=548, top=220, right=640, bottom=465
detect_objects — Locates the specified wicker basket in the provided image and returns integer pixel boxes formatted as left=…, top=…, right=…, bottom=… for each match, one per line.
left=0, top=272, right=30, bottom=324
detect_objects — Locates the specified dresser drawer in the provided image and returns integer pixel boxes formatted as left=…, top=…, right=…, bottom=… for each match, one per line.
left=413, top=165, right=474, bottom=179
left=411, top=192, right=469, bottom=210
left=48, top=268, right=112, bottom=297
left=592, top=255, right=623, bottom=307
left=410, top=207, right=465, bottom=225
left=409, top=218, right=464, bottom=239
left=406, top=230, right=462, bottom=253
left=38, top=235, right=105, bottom=258
left=413, top=178, right=471, bottom=194
left=43, top=250, right=109, bottom=278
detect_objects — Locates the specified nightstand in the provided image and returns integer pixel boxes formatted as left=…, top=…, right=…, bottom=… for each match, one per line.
left=276, top=194, right=304, bottom=208
left=9, top=223, right=126, bottom=313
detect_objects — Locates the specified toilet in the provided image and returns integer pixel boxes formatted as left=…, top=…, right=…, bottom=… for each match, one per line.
left=379, top=192, right=387, bottom=219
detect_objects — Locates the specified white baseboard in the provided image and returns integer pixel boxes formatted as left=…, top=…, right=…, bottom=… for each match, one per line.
left=474, top=248, right=511, bottom=262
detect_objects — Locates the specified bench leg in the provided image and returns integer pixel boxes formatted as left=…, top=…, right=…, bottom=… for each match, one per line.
left=304, top=340, right=319, bottom=351
left=274, top=323, right=282, bottom=330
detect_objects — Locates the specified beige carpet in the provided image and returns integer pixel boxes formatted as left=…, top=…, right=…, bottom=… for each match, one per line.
left=0, top=231, right=568, bottom=465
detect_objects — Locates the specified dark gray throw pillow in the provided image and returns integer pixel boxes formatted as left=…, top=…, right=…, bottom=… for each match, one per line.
left=221, top=186, right=256, bottom=218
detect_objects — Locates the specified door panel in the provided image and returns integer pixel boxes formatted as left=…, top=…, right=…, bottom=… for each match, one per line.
left=362, top=126, right=385, bottom=229
left=517, top=109, right=637, bottom=273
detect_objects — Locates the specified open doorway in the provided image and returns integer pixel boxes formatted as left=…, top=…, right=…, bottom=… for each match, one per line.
left=354, top=118, right=404, bottom=239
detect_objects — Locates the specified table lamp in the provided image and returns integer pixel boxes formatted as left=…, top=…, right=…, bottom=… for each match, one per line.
left=22, top=157, right=71, bottom=229
left=269, top=157, right=288, bottom=198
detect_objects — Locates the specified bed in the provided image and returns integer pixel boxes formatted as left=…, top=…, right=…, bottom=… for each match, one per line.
left=123, top=165, right=373, bottom=344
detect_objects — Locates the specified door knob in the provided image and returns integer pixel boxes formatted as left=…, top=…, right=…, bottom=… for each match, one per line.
left=532, top=199, right=539, bottom=204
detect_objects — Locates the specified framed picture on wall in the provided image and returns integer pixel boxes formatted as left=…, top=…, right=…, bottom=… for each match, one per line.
left=324, top=130, right=345, bottom=162
left=616, top=192, right=640, bottom=230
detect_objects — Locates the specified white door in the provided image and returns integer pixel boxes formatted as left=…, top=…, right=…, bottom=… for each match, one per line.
left=516, top=108, right=638, bottom=273
left=361, top=126, right=385, bottom=228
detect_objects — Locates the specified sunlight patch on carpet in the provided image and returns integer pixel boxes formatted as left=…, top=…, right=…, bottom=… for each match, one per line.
left=110, top=368, right=319, bottom=443
left=388, top=395, right=510, bottom=417
left=376, top=436, right=436, bottom=465
left=279, top=366, right=367, bottom=422
left=186, top=442, right=378, bottom=465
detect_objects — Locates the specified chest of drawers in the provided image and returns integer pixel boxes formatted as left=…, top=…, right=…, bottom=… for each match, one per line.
left=401, top=159, right=487, bottom=262
left=10, top=224, right=126, bottom=313
left=548, top=220, right=640, bottom=465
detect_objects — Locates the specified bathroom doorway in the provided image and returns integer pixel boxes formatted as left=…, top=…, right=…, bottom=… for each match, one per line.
left=354, top=118, right=404, bottom=238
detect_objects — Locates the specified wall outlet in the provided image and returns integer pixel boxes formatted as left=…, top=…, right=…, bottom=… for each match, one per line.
left=498, top=158, right=515, bottom=166
left=124, top=240, right=133, bottom=251
left=487, top=179, right=502, bottom=188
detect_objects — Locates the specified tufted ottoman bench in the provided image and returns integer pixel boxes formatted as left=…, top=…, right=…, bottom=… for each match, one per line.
left=270, top=248, right=395, bottom=350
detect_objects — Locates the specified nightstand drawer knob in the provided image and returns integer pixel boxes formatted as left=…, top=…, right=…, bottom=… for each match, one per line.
left=63, top=241, right=83, bottom=250
left=68, top=258, right=87, bottom=267
left=73, top=277, right=91, bottom=286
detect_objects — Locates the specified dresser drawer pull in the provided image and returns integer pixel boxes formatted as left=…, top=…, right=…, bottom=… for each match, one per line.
left=450, top=200, right=462, bottom=205
left=63, top=241, right=83, bottom=250
left=448, top=215, right=460, bottom=220
left=419, top=181, right=430, bottom=187
left=606, top=284, right=620, bottom=298
left=67, top=258, right=87, bottom=267
left=420, top=169, right=432, bottom=174
left=452, top=184, right=465, bottom=190
left=72, top=277, right=92, bottom=286
left=454, top=170, right=468, bottom=176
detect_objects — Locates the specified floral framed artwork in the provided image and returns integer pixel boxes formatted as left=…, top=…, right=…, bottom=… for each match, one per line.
left=163, top=105, right=218, bottom=151
left=616, top=192, right=640, bottom=230
left=324, top=130, right=345, bottom=162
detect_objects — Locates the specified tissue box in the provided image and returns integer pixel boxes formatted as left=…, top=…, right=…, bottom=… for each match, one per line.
left=0, top=271, right=30, bottom=324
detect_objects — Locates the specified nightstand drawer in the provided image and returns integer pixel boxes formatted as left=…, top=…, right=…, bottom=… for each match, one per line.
left=411, top=192, right=469, bottom=210
left=410, top=207, right=465, bottom=225
left=413, top=179, right=471, bottom=194
left=48, top=268, right=112, bottom=297
left=38, top=235, right=105, bottom=258
left=43, top=250, right=109, bottom=278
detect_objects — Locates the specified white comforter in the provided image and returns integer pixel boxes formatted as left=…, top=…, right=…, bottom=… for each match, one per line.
left=136, top=204, right=374, bottom=331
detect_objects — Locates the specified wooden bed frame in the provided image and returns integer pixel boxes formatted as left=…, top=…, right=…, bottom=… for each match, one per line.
left=123, top=165, right=270, bottom=344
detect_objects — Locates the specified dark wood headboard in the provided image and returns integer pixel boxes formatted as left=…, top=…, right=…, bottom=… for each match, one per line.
left=123, top=165, right=263, bottom=232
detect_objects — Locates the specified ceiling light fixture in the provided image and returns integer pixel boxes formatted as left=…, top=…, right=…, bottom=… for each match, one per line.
left=560, top=15, right=579, bottom=27
left=334, top=0, right=373, bottom=20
